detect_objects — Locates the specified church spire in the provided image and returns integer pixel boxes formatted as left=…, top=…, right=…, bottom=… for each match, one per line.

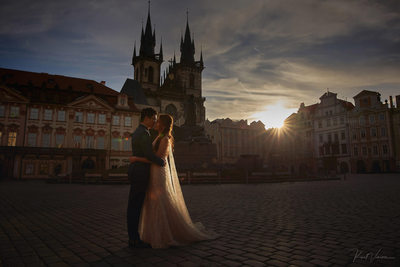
left=132, top=41, right=137, bottom=65
left=140, top=0, right=156, bottom=58
left=180, top=9, right=195, bottom=65
left=159, top=37, right=163, bottom=61
left=200, top=46, right=204, bottom=67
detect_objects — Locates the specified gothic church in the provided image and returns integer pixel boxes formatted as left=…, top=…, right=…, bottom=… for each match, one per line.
left=121, top=5, right=205, bottom=128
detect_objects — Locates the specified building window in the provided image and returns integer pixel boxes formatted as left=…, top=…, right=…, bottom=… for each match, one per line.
left=28, top=133, right=37, bottom=147
left=75, top=112, right=83, bottom=123
left=373, top=145, right=378, bottom=155
left=334, top=133, right=339, bottom=142
left=42, top=133, right=51, bottom=147
left=10, top=106, right=19, bottom=118
left=381, top=127, right=386, bottom=137
left=112, top=138, right=120, bottom=150
left=369, top=115, right=375, bottom=124
left=112, top=116, right=120, bottom=126
left=87, top=113, right=95, bottom=124
left=327, top=133, right=332, bottom=143
left=44, top=109, right=53, bottom=121
left=340, top=117, right=344, bottom=124
left=326, top=145, right=331, bottom=154
left=148, top=66, right=154, bottom=83
left=341, top=131, right=345, bottom=140
left=371, top=128, right=377, bottom=137
left=319, top=134, right=323, bottom=143
left=382, top=144, right=388, bottom=155
left=326, top=119, right=331, bottom=127
left=30, top=108, right=39, bottom=119
left=99, top=114, right=106, bottom=124
left=25, top=164, right=34, bottom=175
left=86, top=136, right=94, bottom=148
left=318, top=121, right=322, bottom=128
left=0, top=105, right=4, bottom=117
left=360, top=129, right=366, bottom=139
left=74, top=135, right=82, bottom=148
left=360, top=116, right=366, bottom=125
left=123, top=137, right=130, bottom=151
left=57, top=110, right=66, bottom=121
left=124, top=116, right=132, bottom=127
left=352, top=132, right=357, bottom=140
left=379, top=113, right=385, bottom=120
left=362, top=146, right=367, bottom=156
left=39, top=163, right=49, bottom=175
left=8, top=132, right=17, bottom=146
left=97, top=136, right=105, bottom=149
left=56, top=134, right=64, bottom=148
left=189, top=73, right=195, bottom=88
left=354, top=147, right=358, bottom=156
left=341, top=144, right=347, bottom=154
left=333, top=118, right=337, bottom=126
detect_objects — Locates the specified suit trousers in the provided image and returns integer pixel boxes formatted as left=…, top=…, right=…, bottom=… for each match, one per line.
left=127, top=183, right=147, bottom=242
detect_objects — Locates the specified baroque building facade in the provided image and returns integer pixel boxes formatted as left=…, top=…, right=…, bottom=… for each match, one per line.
left=313, top=92, right=353, bottom=174
left=270, top=89, right=400, bottom=175
left=0, top=68, right=140, bottom=179
left=348, top=90, right=396, bottom=172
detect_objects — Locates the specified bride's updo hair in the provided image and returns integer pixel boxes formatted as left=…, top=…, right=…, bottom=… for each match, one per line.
left=155, top=114, right=174, bottom=151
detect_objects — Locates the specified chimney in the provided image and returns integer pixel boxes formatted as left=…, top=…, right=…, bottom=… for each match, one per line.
left=100, top=81, right=106, bottom=85
left=396, top=95, right=400, bottom=109
left=389, top=96, right=393, bottom=108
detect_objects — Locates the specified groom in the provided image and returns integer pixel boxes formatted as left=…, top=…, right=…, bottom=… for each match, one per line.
left=127, top=108, right=165, bottom=248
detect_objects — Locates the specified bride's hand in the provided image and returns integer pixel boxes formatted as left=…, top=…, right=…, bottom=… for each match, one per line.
left=129, top=156, right=137, bottom=163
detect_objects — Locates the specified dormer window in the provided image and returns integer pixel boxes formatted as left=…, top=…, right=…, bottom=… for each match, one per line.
left=118, top=94, right=128, bottom=108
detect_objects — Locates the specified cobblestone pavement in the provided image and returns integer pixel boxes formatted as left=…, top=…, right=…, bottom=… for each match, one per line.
left=0, top=174, right=399, bottom=267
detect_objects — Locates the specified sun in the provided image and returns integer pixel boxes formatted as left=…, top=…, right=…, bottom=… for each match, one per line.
left=252, top=102, right=297, bottom=129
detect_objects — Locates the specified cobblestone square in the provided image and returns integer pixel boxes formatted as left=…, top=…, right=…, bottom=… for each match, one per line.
left=0, top=174, right=399, bottom=267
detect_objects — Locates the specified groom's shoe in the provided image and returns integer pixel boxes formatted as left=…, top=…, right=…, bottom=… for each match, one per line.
left=129, top=239, right=151, bottom=249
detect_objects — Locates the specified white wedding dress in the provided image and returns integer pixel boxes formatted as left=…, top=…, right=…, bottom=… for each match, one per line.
left=138, top=138, right=217, bottom=248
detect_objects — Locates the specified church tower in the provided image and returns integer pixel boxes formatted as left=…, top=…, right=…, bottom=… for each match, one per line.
left=177, top=15, right=204, bottom=99
left=159, top=13, right=205, bottom=126
left=131, top=3, right=163, bottom=92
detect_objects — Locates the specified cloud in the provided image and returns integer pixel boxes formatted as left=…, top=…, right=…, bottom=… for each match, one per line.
left=0, top=0, right=399, bottom=125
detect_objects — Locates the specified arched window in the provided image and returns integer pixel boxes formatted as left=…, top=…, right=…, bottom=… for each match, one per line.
left=165, top=104, right=178, bottom=122
left=148, top=66, right=154, bottom=83
left=189, top=73, right=195, bottom=88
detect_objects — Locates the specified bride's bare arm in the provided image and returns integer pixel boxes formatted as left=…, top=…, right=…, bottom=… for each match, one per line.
left=156, top=137, right=170, bottom=158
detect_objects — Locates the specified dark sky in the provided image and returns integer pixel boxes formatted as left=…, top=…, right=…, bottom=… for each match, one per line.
left=1, top=0, right=399, bottom=127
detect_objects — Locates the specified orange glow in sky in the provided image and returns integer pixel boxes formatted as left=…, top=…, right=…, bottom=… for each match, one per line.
left=252, top=102, right=297, bottom=129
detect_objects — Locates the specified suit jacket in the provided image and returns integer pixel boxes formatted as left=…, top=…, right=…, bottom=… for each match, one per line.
left=128, top=124, right=165, bottom=187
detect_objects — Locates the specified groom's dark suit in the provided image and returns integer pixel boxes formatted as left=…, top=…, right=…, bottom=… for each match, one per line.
left=127, top=124, right=165, bottom=243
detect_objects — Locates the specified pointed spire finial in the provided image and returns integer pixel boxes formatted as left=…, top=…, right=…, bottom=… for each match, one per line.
left=159, top=36, right=163, bottom=61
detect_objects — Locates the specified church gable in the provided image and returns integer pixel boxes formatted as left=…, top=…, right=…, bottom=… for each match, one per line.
left=68, top=95, right=114, bottom=111
left=0, top=85, right=29, bottom=103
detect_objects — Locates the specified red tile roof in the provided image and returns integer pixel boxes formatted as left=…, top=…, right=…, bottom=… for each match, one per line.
left=0, top=67, right=140, bottom=112
left=0, top=67, right=118, bottom=96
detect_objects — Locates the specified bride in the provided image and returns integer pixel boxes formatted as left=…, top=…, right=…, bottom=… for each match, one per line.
left=130, top=114, right=217, bottom=248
